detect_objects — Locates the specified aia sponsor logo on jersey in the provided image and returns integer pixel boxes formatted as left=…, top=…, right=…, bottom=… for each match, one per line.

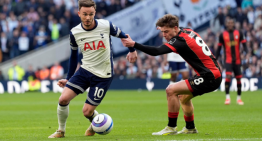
left=84, top=41, right=106, bottom=51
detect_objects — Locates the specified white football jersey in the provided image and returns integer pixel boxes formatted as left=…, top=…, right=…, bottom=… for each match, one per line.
left=70, top=19, right=121, bottom=78
left=167, top=53, right=185, bottom=62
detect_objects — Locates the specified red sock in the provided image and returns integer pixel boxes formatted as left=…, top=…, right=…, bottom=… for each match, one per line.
left=184, top=114, right=194, bottom=122
left=168, top=112, right=179, bottom=118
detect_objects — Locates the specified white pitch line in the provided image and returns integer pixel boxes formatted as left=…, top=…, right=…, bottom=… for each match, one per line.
left=157, top=138, right=262, bottom=141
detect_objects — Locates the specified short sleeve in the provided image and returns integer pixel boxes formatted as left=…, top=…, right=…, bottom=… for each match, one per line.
left=70, top=31, right=78, bottom=50
left=109, top=21, right=121, bottom=37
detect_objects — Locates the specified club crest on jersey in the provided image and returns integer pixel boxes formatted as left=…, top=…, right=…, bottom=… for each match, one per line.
left=168, top=38, right=176, bottom=44
left=84, top=41, right=106, bottom=51
left=100, top=32, right=104, bottom=38
left=235, top=35, right=238, bottom=39
left=81, top=38, right=87, bottom=41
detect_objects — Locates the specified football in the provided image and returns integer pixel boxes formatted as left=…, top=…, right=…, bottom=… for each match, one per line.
left=91, top=113, right=113, bottom=135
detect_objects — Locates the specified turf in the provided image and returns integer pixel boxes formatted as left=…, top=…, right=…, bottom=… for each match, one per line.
left=0, top=90, right=262, bottom=141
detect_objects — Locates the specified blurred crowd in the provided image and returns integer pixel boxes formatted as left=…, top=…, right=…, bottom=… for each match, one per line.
left=0, top=0, right=139, bottom=62
left=0, top=60, right=65, bottom=81
left=113, top=2, right=262, bottom=79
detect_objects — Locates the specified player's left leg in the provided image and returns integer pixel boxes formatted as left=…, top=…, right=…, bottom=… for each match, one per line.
left=233, top=64, right=244, bottom=105
left=178, top=95, right=198, bottom=134
left=225, top=63, right=233, bottom=105
left=83, top=103, right=98, bottom=136
left=152, top=80, right=193, bottom=135
left=84, top=74, right=113, bottom=136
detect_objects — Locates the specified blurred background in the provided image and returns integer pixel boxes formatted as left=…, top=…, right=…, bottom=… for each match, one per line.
left=0, top=0, right=261, bottom=93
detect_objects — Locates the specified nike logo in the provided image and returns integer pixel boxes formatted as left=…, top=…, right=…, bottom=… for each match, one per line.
left=81, top=38, right=87, bottom=41
left=94, top=98, right=100, bottom=100
left=97, top=116, right=99, bottom=122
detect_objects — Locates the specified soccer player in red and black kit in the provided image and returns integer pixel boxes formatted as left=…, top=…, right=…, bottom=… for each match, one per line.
left=216, top=18, right=247, bottom=105
left=121, top=14, right=222, bottom=135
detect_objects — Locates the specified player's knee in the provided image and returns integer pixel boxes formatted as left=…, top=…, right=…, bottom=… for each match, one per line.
left=166, top=85, right=178, bottom=96
left=58, top=96, right=70, bottom=105
left=83, top=108, right=94, bottom=118
left=226, top=75, right=232, bottom=79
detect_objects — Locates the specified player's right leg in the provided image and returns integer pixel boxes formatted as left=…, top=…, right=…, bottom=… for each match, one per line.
left=48, top=87, right=77, bottom=138
left=152, top=80, right=193, bottom=135
left=49, top=67, right=90, bottom=138
left=178, top=62, right=189, bottom=80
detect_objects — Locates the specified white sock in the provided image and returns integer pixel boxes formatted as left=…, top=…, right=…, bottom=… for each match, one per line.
left=237, top=95, right=241, bottom=100
left=57, top=104, right=69, bottom=132
left=226, top=94, right=230, bottom=99
left=87, top=110, right=99, bottom=122
left=169, top=81, right=176, bottom=84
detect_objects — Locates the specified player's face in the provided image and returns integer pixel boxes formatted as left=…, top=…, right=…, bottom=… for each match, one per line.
left=78, top=6, right=96, bottom=28
left=226, top=20, right=234, bottom=31
left=160, top=26, right=176, bottom=42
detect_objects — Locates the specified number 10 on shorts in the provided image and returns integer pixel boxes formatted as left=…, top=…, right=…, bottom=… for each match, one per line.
left=94, top=87, right=104, bottom=100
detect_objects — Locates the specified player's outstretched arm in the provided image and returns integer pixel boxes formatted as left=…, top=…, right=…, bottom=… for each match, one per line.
left=121, top=34, right=173, bottom=56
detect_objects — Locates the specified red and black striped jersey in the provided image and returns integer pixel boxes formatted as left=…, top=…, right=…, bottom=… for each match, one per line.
left=164, top=28, right=221, bottom=79
left=218, top=30, right=246, bottom=64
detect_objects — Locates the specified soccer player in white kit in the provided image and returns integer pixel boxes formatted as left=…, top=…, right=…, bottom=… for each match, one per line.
left=48, top=0, right=137, bottom=138
left=163, top=38, right=189, bottom=84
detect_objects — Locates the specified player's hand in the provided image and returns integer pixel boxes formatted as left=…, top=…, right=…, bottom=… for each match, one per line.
left=121, top=34, right=135, bottom=47
left=57, top=79, right=68, bottom=88
left=126, top=51, right=137, bottom=63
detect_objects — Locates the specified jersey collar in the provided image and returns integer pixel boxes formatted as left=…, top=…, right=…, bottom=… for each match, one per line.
left=81, top=19, right=98, bottom=31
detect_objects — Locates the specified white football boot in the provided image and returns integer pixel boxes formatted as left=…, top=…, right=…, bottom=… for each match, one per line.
left=177, top=127, right=198, bottom=134
left=48, top=130, right=65, bottom=138
left=237, top=99, right=244, bottom=105
left=85, top=123, right=95, bottom=136
left=152, top=126, right=177, bottom=135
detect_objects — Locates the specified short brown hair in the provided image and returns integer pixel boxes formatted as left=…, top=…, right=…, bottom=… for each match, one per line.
left=156, top=14, right=179, bottom=28
left=78, top=0, right=96, bottom=10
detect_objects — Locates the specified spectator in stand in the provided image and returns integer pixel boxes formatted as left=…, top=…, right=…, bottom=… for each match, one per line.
left=235, top=7, right=249, bottom=26
left=13, top=0, right=27, bottom=16
left=10, top=29, right=20, bottom=59
left=7, top=60, right=25, bottom=81
left=0, top=32, right=10, bottom=61
left=50, top=62, right=64, bottom=80
left=59, top=17, right=69, bottom=37
left=0, top=70, right=4, bottom=81
left=35, top=26, right=48, bottom=49
left=247, top=6, right=255, bottom=24
left=24, top=65, right=36, bottom=81
left=49, top=18, right=61, bottom=42
left=18, top=31, right=29, bottom=55
left=39, top=66, right=50, bottom=80
left=126, top=63, right=137, bottom=79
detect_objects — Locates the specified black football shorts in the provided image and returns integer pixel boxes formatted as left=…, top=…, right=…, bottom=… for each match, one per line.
left=185, top=75, right=222, bottom=97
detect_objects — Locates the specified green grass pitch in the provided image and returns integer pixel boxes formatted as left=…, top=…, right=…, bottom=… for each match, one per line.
left=0, top=90, right=262, bottom=141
